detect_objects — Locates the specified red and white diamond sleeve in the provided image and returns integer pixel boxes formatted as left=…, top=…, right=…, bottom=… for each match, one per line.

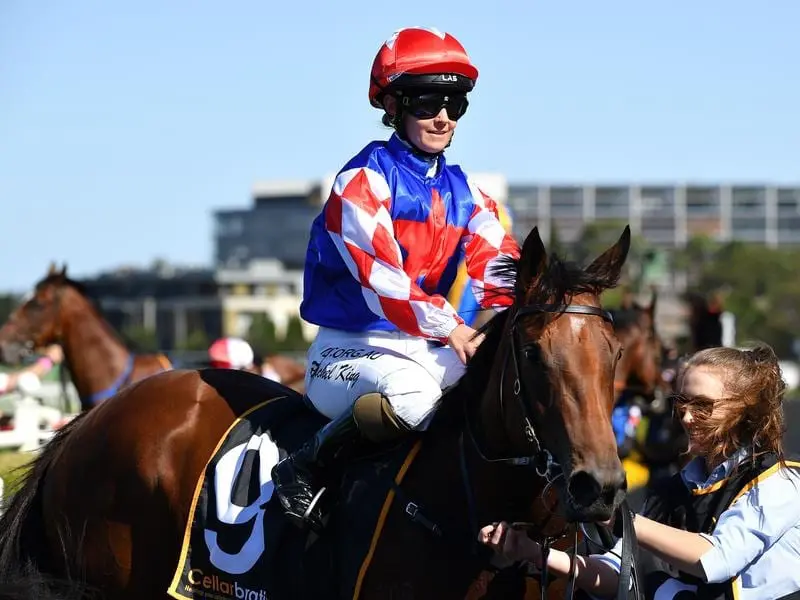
left=461, top=178, right=521, bottom=309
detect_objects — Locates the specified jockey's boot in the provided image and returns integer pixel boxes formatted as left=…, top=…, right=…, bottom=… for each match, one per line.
left=271, top=406, right=359, bottom=532
left=271, top=393, right=408, bottom=532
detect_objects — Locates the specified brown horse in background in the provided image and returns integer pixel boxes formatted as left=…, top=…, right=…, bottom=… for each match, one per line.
left=0, top=226, right=634, bottom=600
left=612, top=290, right=688, bottom=500
left=0, top=264, right=171, bottom=412
left=611, top=288, right=664, bottom=407
left=258, top=354, right=306, bottom=394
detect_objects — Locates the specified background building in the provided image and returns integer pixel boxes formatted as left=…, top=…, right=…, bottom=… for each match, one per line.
left=214, top=180, right=323, bottom=269
left=78, top=262, right=221, bottom=350
left=506, top=183, right=800, bottom=248
left=216, top=258, right=314, bottom=340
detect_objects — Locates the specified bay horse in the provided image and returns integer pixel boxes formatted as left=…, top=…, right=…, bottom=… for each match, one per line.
left=0, top=264, right=172, bottom=412
left=0, top=226, right=633, bottom=600
left=256, top=354, right=306, bottom=394
left=611, top=288, right=664, bottom=406
left=611, top=290, right=687, bottom=499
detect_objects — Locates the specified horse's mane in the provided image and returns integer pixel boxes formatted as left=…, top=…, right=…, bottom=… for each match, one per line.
left=36, top=274, right=103, bottom=315
left=36, top=273, right=132, bottom=349
left=439, top=251, right=622, bottom=418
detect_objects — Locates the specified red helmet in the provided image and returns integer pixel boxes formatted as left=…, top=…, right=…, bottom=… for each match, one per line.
left=208, top=337, right=254, bottom=370
left=369, top=27, right=479, bottom=108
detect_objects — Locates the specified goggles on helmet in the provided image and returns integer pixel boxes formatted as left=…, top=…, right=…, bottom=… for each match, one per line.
left=402, top=92, right=469, bottom=121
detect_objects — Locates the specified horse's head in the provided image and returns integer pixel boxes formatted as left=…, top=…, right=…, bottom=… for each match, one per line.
left=0, top=263, right=74, bottom=364
left=613, top=288, right=664, bottom=402
left=482, top=226, right=631, bottom=522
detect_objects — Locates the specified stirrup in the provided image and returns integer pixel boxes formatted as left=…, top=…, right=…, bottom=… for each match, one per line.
left=281, top=485, right=328, bottom=533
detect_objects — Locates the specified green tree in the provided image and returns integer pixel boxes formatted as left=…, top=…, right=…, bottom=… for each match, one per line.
left=548, top=220, right=568, bottom=258
left=671, top=234, right=720, bottom=287
left=248, top=313, right=278, bottom=355
left=121, top=325, right=159, bottom=352
left=177, top=329, right=210, bottom=352
left=572, top=220, right=650, bottom=290
left=691, top=241, right=800, bottom=357
left=600, top=287, right=625, bottom=308
left=0, top=294, right=20, bottom=324
left=279, top=315, right=310, bottom=352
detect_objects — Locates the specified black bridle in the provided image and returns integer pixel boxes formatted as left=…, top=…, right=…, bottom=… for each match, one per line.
left=465, top=302, right=613, bottom=474
left=508, top=303, right=614, bottom=473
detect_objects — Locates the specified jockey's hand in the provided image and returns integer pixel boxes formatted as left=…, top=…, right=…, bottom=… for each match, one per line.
left=447, top=324, right=485, bottom=365
left=478, top=522, right=542, bottom=567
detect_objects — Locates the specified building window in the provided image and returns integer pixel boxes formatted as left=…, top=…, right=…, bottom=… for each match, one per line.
left=641, top=187, right=674, bottom=215
left=778, top=188, right=800, bottom=214
left=595, top=187, right=629, bottom=219
left=686, top=187, right=719, bottom=217
left=731, top=187, right=765, bottom=212
left=778, top=215, right=800, bottom=231
left=216, top=216, right=244, bottom=237
left=550, top=186, right=583, bottom=217
left=507, top=189, right=538, bottom=219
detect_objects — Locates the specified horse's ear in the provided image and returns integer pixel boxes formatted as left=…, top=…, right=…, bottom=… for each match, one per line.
left=60, top=263, right=68, bottom=277
left=620, top=286, right=634, bottom=309
left=585, top=225, right=631, bottom=290
left=47, top=262, right=57, bottom=275
left=516, top=226, right=548, bottom=303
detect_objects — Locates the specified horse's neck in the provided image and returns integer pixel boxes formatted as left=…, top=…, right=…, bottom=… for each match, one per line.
left=61, top=302, right=131, bottom=400
left=455, top=402, right=553, bottom=534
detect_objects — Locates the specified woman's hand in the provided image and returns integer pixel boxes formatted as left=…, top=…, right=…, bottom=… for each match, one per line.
left=43, top=344, right=64, bottom=364
left=478, top=522, right=542, bottom=566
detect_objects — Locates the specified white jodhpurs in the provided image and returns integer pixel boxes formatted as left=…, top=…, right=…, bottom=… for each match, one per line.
left=305, top=327, right=466, bottom=430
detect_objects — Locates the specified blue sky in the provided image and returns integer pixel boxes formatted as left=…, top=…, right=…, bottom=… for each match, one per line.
left=1, top=0, right=798, bottom=292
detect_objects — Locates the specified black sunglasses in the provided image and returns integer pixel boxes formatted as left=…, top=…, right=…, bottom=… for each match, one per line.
left=402, top=92, right=469, bottom=121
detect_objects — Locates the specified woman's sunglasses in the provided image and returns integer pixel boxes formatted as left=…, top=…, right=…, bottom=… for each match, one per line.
left=402, top=92, right=469, bottom=121
left=669, top=393, right=720, bottom=416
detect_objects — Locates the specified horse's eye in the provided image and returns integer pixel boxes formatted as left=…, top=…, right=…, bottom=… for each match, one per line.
left=524, top=345, right=542, bottom=363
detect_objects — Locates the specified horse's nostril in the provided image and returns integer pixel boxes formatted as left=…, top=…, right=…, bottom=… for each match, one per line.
left=567, top=470, right=603, bottom=508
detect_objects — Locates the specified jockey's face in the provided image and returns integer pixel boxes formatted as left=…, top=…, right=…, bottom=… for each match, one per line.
left=402, top=108, right=456, bottom=154
left=382, top=95, right=458, bottom=154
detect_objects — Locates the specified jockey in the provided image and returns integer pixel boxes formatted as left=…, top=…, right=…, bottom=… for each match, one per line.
left=0, top=344, right=62, bottom=396
left=271, top=26, right=521, bottom=532
left=208, top=337, right=256, bottom=371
